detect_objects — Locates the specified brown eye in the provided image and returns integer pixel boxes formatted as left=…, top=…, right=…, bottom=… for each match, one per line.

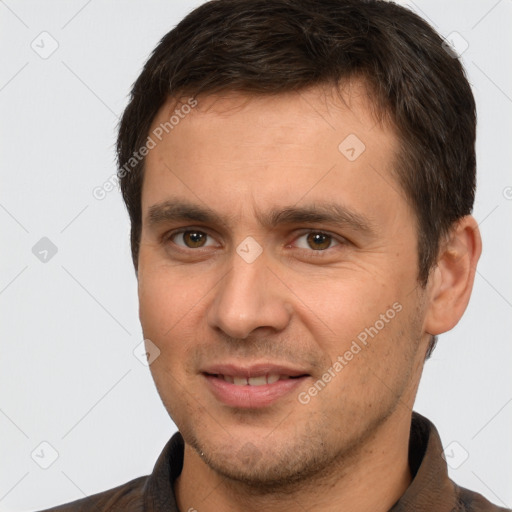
left=184, top=231, right=206, bottom=248
left=305, top=232, right=333, bottom=250
left=172, top=230, right=211, bottom=248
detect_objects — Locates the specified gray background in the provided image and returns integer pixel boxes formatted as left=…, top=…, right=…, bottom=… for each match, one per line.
left=1, top=0, right=511, bottom=510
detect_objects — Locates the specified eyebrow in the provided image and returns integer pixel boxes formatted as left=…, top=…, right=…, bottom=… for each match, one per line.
left=146, top=199, right=376, bottom=237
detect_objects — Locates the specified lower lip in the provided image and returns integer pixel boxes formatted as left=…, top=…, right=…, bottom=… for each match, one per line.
left=203, top=374, right=309, bottom=409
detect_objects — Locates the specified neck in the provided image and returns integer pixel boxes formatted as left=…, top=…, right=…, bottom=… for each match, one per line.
left=174, top=408, right=413, bottom=512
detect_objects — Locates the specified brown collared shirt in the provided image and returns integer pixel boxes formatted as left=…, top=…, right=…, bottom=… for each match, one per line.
left=38, top=412, right=509, bottom=511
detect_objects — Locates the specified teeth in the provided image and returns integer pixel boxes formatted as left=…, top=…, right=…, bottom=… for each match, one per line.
left=266, top=373, right=280, bottom=384
left=220, top=373, right=293, bottom=385
left=248, top=376, right=267, bottom=386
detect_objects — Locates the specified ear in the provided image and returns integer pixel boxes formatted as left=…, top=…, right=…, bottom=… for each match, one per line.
left=423, top=215, right=482, bottom=335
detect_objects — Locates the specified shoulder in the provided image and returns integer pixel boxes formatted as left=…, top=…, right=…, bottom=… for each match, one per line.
left=34, top=432, right=184, bottom=512
left=455, top=483, right=511, bottom=512
left=35, top=475, right=148, bottom=512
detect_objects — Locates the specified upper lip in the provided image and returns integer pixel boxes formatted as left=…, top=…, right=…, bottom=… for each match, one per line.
left=201, top=362, right=310, bottom=378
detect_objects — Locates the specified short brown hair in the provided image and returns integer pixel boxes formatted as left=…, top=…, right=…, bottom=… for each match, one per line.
left=117, top=0, right=477, bottom=357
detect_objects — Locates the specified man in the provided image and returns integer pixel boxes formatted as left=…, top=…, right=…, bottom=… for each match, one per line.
left=40, top=0, right=509, bottom=510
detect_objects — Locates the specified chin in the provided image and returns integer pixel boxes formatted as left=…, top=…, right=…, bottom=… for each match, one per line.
left=184, top=424, right=339, bottom=492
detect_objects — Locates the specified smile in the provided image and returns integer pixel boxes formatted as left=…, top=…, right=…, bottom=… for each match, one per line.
left=200, top=362, right=311, bottom=408
left=207, top=373, right=301, bottom=386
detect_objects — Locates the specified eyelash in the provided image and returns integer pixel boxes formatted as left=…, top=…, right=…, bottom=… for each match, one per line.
left=163, top=228, right=348, bottom=256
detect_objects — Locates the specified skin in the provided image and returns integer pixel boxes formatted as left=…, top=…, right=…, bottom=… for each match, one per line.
left=137, top=81, right=482, bottom=512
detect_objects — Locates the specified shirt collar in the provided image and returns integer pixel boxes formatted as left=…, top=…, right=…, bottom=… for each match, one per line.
left=142, top=411, right=456, bottom=512
left=389, top=411, right=456, bottom=511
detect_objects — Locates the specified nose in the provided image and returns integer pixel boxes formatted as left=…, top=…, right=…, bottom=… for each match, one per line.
left=206, top=243, right=292, bottom=340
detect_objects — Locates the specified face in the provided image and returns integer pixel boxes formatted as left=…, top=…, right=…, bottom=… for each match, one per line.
left=137, top=82, right=431, bottom=488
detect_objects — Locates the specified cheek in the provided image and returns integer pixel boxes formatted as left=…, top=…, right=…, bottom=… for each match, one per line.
left=138, top=266, right=196, bottom=343
left=296, top=272, right=415, bottom=398
left=293, top=271, right=394, bottom=345
left=138, top=272, right=171, bottom=338
left=139, top=271, right=190, bottom=360
left=138, top=270, right=195, bottom=399
left=138, top=264, right=217, bottom=375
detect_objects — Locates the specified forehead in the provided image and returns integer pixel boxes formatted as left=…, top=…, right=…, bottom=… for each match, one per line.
left=141, top=82, right=408, bottom=230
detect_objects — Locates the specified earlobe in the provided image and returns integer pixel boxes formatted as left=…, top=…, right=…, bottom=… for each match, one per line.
left=423, top=216, right=482, bottom=336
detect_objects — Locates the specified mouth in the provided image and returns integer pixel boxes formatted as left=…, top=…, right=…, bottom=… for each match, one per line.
left=204, top=373, right=305, bottom=385
left=201, top=364, right=310, bottom=408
